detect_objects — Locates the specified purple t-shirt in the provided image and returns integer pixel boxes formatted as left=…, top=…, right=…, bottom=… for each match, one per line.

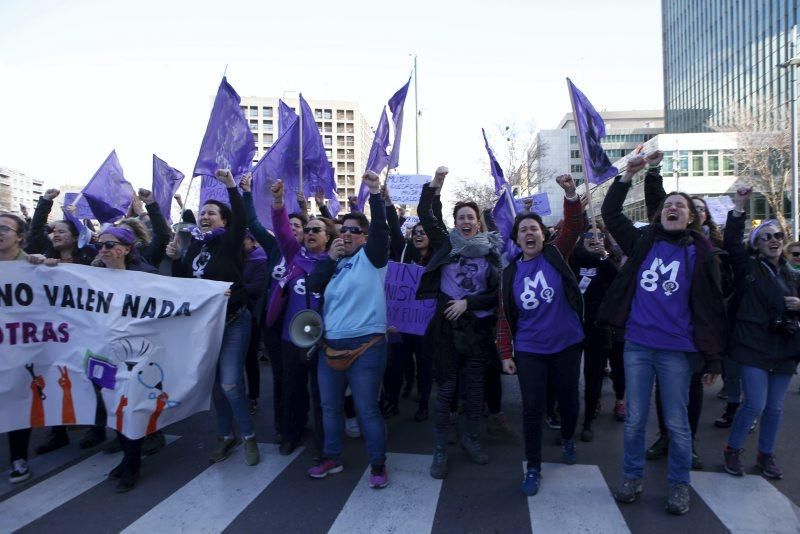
left=441, top=256, right=492, bottom=318
left=626, top=240, right=697, bottom=352
left=282, top=275, right=322, bottom=342
left=512, top=255, right=584, bottom=354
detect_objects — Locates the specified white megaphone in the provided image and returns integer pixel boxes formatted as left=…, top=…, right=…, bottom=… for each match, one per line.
left=289, top=309, right=324, bottom=349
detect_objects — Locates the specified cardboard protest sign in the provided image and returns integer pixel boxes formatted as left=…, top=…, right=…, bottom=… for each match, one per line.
left=387, top=175, right=430, bottom=205
left=384, top=261, right=435, bottom=336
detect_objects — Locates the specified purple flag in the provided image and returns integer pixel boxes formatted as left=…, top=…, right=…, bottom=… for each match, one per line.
left=299, top=95, right=338, bottom=209
left=357, top=108, right=391, bottom=210
left=567, top=78, right=618, bottom=185
left=278, top=100, right=298, bottom=136
left=194, top=77, right=256, bottom=205
left=251, top=117, right=301, bottom=230
left=81, top=150, right=134, bottom=224
left=482, top=128, right=508, bottom=193
left=152, top=155, right=185, bottom=224
left=492, top=186, right=519, bottom=264
left=387, top=77, right=411, bottom=170
left=62, top=204, right=92, bottom=249
left=63, top=193, right=94, bottom=220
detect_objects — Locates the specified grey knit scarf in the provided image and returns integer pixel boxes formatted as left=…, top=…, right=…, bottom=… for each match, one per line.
left=448, top=229, right=503, bottom=259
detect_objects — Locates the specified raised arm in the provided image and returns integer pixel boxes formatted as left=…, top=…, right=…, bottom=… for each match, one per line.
left=552, top=174, right=582, bottom=260
left=240, top=174, right=280, bottom=262
left=269, top=179, right=303, bottom=263
left=139, top=189, right=170, bottom=266
left=723, top=187, right=753, bottom=283
left=643, top=151, right=666, bottom=221
left=601, top=156, right=646, bottom=257
left=362, top=172, right=390, bottom=268
left=26, top=189, right=59, bottom=254
left=383, top=185, right=406, bottom=261
left=418, top=166, right=450, bottom=250
left=214, top=169, right=246, bottom=246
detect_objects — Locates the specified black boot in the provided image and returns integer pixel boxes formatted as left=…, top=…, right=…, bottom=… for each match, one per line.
left=460, top=421, right=489, bottom=465
left=714, top=403, right=739, bottom=428
left=429, top=431, right=449, bottom=479
left=79, top=426, right=106, bottom=449
left=36, top=427, right=70, bottom=455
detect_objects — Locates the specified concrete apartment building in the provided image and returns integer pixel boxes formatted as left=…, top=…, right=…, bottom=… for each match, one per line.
left=533, top=110, right=663, bottom=224
left=239, top=96, right=372, bottom=204
left=0, top=166, right=45, bottom=214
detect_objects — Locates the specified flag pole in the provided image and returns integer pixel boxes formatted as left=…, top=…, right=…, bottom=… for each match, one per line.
left=413, top=55, right=420, bottom=174
left=566, top=78, right=598, bottom=230
left=299, top=93, right=304, bottom=196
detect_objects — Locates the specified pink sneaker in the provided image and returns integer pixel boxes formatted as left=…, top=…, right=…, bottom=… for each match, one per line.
left=369, top=464, right=389, bottom=489
left=308, top=459, right=343, bottom=479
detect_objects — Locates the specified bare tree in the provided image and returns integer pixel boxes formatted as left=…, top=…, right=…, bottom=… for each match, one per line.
left=451, top=176, right=498, bottom=212
left=712, top=101, right=792, bottom=234
left=485, top=120, right=553, bottom=195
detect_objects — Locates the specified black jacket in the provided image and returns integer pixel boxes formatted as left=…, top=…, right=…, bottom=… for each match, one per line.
left=725, top=211, right=800, bottom=374
left=570, top=246, right=618, bottom=325
left=414, top=184, right=500, bottom=313
left=598, top=178, right=728, bottom=366
left=172, top=187, right=247, bottom=317
left=26, top=197, right=97, bottom=265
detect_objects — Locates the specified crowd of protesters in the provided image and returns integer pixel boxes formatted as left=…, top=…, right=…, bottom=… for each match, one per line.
left=2, top=150, right=799, bottom=516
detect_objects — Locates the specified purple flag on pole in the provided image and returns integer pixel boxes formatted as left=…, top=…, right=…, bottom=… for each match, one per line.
left=357, top=108, right=391, bottom=210
left=152, top=155, right=185, bottom=224
left=299, top=95, right=338, bottom=209
left=278, top=100, right=298, bottom=136
left=482, top=128, right=509, bottom=193
left=81, top=150, right=134, bottom=224
left=567, top=78, right=618, bottom=185
left=63, top=193, right=94, bottom=220
left=387, top=77, right=411, bottom=170
left=251, top=118, right=301, bottom=230
left=62, top=204, right=92, bottom=249
left=194, top=77, right=256, bottom=206
left=492, top=186, right=519, bottom=264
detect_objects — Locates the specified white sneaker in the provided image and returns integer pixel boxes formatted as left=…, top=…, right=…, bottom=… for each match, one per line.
left=345, top=417, right=361, bottom=438
left=9, top=459, right=31, bottom=484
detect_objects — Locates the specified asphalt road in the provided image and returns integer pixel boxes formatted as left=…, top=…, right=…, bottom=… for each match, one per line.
left=2, top=360, right=799, bottom=533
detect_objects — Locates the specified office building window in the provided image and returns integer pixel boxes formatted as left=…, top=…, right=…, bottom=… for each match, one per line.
left=263, top=120, right=273, bottom=132
left=325, top=149, right=332, bottom=159
left=570, top=164, right=583, bottom=173
left=315, top=109, right=323, bottom=120
left=324, top=109, right=332, bottom=120
left=346, top=110, right=354, bottom=120
left=262, top=106, right=273, bottom=117
left=337, top=110, right=345, bottom=120
left=337, top=122, right=345, bottom=133
left=249, top=107, right=258, bottom=117
left=265, top=133, right=273, bottom=144
left=570, top=150, right=580, bottom=159
left=324, top=136, right=332, bottom=147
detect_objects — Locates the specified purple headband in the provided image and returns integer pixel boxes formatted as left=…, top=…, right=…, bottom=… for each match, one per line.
left=749, top=219, right=779, bottom=249
left=99, top=227, right=140, bottom=261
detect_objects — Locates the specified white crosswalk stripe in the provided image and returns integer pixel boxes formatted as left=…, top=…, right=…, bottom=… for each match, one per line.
left=525, top=462, right=631, bottom=534
left=692, top=471, right=800, bottom=533
left=328, top=452, right=443, bottom=534
left=122, top=443, right=303, bottom=534
left=0, top=435, right=180, bottom=532
left=4, top=448, right=800, bottom=533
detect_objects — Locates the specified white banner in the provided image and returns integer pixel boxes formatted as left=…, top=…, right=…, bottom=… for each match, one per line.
left=0, top=263, right=230, bottom=439
left=387, top=174, right=430, bottom=205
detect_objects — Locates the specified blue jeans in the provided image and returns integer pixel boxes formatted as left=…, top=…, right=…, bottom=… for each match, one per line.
left=727, top=365, right=792, bottom=454
left=317, top=334, right=387, bottom=466
left=623, top=342, right=692, bottom=485
left=213, top=309, right=254, bottom=438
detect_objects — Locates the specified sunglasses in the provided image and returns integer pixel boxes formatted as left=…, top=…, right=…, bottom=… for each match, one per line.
left=303, top=227, right=324, bottom=234
left=758, top=232, right=785, bottom=242
left=99, top=241, right=124, bottom=250
left=412, top=229, right=427, bottom=237
left=0, top=225, right=19, bottom=235
left=340, top=226, right=364, bottom=235
left=583, top=232, right=604, bottom=240
left=791, top=251, right=800, bottom=257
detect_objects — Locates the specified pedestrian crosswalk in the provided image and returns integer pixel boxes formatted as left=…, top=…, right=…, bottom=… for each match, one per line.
left=2, top=442, right=799, bottom=533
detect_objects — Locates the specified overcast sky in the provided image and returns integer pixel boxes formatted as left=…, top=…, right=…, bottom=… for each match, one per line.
left=0, top=0, right=663, bottom=195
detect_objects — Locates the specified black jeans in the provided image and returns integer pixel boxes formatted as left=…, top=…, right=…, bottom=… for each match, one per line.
left=406, top=334, right=433, bottom=411
left=656, top=372, right=703, bottom=438
left=484, top=358, right=503, bottom=414
left=582, top=326, right=625, bottom=427
left=245, top=314, right=264, bottom=401
left=433, top=318, right=494, bottom=436
left=118, top=433, right=143, bottom=475
left=265, top=320, right=284, bottom=436
left=516, top=344, right=582, bottom=470
left=281, top=341, right=323, bottom=454
left=8, top=428, right=31, bottom=462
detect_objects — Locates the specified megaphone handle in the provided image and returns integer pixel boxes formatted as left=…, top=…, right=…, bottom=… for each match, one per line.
left=306, top=346, right=316, bottom=362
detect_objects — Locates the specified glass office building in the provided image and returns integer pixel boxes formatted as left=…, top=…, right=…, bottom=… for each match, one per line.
left=663, top=0, right=799, bottom=133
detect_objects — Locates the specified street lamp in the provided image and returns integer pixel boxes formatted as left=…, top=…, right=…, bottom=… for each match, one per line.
left=778, top=26, right=800, bottom=240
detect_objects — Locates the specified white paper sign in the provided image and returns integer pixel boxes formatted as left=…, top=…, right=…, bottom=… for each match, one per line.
left=703, top=195, right=735, bottom=226
left=387, top=175, right=430, bottom=205
left=400, top=215, right=420, bottom=235
left=1, top=263, right=230, bottom=439
left=513, top=192, right=551, bottom=216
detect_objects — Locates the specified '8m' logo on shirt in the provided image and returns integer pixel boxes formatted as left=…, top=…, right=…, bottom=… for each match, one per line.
left=519, top=271, right=554, bottom=310
left=640, top=258, right=681, bottom=296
